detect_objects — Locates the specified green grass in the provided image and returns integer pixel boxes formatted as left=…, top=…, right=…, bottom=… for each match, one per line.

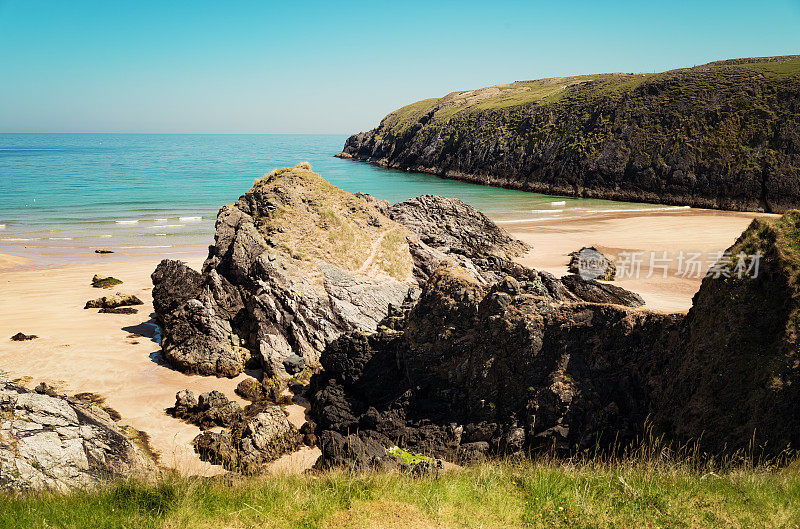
left=4, top=456, right=799, bottom=529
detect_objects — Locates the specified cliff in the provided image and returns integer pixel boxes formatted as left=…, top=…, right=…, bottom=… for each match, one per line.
left=339, top=55, right=800, bottom=213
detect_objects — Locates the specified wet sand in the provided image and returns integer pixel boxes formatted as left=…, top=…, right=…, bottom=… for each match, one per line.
left=503, top=208, right=770, bottom=313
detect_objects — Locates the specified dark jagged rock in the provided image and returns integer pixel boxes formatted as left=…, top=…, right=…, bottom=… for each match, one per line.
left=0, top=375, right=156, bottom=492
left=91, top=274, right=123, bottom=289
left=568, top=247, right=616, bottom=281
left=94, top=249, right=114, bottom=254
left=339, top=55, right=800, bottom=213
left=560, top=274, right=643, bottom=306
left=168, top=389, right=243, bottom=430
left=10, top=333, right=37, bottom=341
left=651, top=211, right=800, bottom=453
left=310, top=262, right=669, bottom=468
left=311, top=211, right=800, bottom=468
left=84, top=293, right=143, bottom=310
left=98, top=307, right=138, bottom=314
left=169, top=389, right=302, bottom=473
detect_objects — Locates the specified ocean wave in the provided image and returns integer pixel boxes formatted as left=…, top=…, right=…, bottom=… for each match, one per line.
left=48, top=237, right=73, bottom=240
left=0, top=237, right=36, bottom=241
left=0, top=224, right=5, bottom=229
left=155, top=233, right=168, bottom=237
left=496, top=217, right=574, bottom=224
left=551, top=201, right=566, bottom=206
left=119, top=245, right=173, bottom=249
left=150, top=224, right=185, bottom=229
left=154, top=218, right=168, bottom=222
left=115, top=219, right=140, bottom=225
left=179, top=216, right=202, bottom=222
left=530, top=209, right=564, bottom=213
left=100, top=234, right=113, bottom=238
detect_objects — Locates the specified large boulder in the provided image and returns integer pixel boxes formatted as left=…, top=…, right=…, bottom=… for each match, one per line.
left=0, top=375, right=156, bottom=492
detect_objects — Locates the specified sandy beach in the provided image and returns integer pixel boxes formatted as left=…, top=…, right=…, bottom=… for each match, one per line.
left=505, top=208, right=768, bottom=313
left=0, top=206, right=769, bottom=475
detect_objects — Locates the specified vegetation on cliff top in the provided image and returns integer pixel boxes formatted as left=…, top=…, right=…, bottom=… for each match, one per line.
left=343, top=55, right=800, bottom=212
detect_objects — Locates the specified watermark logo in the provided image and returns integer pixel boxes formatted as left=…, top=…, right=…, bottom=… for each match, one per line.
left=616, top=250, right=762, bottom=279
left=575, top=247, right=610, bottom=280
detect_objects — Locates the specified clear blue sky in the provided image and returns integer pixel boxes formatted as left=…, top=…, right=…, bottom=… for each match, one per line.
left=1, top=0, right=798, bottom=134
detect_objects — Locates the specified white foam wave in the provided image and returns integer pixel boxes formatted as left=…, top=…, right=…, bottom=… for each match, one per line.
left=1, top=237, right=34, bottom=241
left=150, top=224, right=185, bottom=229
left=530, top=209, right=564, bottom=213
left=100, top=234, right=113, bottom=238
left=0, top=224, right=5, bottom=230
left=179, top=216, right=202, bottom=222
left=551, top=201, right=566, bottom=206
left=48, top=237, right=73, bottom=240
left=155, top=233, right=167, bottom=237
left=115, top=220, right=139, bottom=225
left=119, top=245, right=173, bottom=249
left=154, top=218, right=168, bottom=222
left=496, top=217, right=574, bottom=224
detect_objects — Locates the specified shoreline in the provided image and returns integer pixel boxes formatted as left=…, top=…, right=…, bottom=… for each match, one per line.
left=0, top=205, right=769, bottom=475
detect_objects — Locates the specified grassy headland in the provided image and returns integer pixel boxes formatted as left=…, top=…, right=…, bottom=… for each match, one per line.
left=340, top=55, right=800, bottom=213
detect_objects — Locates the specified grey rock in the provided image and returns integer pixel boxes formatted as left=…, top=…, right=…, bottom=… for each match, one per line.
left=0, top=378, right=156, bottom=492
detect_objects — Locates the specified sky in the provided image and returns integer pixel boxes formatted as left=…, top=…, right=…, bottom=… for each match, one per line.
left=1, top=0, right=798, bottom=134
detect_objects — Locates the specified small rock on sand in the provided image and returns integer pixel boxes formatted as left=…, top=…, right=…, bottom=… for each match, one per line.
left=10, top=332, right=38, bottom=341
left=92, top=274, right=123, bottom=288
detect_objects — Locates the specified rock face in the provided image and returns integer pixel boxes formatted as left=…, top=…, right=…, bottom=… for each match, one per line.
left=151, top=164, right=542, bottom=379
left=10, top=333, right=37, bottom=341
left=0, top=375, right=156, bottom=492
left=311, top=263, right=672, bottom=468
left=169, top=389, right=301, bottom=474
left=339, top=55, right=800, bottom=213
left=311, top=211, right=800, bottom=467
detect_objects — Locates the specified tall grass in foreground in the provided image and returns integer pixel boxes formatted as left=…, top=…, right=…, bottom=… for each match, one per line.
left=3, top=450, right=799, bottom=529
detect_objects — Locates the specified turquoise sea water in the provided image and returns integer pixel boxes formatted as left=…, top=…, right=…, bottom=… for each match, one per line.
left=0, top=134, right=684, bottom=263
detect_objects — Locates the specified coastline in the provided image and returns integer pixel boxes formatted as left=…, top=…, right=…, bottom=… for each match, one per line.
left=0, top=204, right=769, bottom=476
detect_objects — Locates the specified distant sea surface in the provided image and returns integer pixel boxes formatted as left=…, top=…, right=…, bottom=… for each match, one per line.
left=0, top=134, right=685, bottom=264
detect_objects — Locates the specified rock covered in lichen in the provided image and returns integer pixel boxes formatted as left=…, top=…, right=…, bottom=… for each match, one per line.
left=0, top=375, right=156, bottom=492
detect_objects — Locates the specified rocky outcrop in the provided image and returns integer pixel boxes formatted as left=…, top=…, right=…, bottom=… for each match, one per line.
left=310, top=263, right=672, bottom=468
left=169, top=389, right=301, bottom=474
left=151, top=164, right=553, bottom=379
left=339, top=55, right=800, bottom=213
left=0, top=375, right=156, bottom=492
left=311, top=211, right=800, bottom=467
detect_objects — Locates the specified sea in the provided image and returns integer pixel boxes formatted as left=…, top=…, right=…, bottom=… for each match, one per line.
left=0, top=133, right=686, bottom=264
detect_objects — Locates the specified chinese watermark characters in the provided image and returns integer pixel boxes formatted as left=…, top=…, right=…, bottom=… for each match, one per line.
left=614, top=250, right=762, bottom=279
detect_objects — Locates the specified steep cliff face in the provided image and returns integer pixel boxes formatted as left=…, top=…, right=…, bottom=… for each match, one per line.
left=340, top=55, right=800, bottom=213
